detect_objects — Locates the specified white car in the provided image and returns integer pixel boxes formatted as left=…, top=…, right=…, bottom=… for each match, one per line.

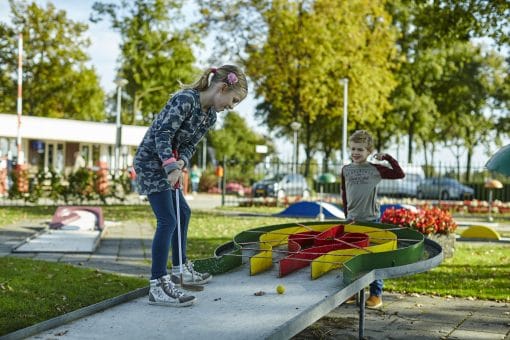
left=252, top=173, right=311, bottom=199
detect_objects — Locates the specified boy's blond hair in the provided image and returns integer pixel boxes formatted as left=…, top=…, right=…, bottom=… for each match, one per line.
left=349, top=130, right=374, bottom=152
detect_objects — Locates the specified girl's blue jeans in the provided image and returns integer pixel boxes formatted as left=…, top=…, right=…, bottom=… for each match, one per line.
left=147, top=189, right=191, bottom=280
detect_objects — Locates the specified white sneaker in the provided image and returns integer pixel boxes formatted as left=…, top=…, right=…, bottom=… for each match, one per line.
left=171, top=261, right=212, bottom=286
left=148, top=275, right=196, bottom=307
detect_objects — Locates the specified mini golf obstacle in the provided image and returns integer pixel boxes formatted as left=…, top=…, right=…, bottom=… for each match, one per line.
left=12, top=206, right=105, bottom=253
left=194, top=221, right=432, bottom=283
left=22, top=221, right=442, bottom=340
left=460, top=225, right=501, bottom=240
left=192, top=220, right=442, bottom=339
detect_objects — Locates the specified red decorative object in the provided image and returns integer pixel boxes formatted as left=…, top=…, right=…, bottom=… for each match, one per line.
left=381, top=206, right=457, bottom=235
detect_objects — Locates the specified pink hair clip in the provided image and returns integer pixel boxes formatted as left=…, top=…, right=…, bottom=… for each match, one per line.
left=227, top=72, right=238, bottom=85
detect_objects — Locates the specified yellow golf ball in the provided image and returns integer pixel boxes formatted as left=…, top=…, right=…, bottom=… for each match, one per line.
left=276, top=284, right=285, bottom=294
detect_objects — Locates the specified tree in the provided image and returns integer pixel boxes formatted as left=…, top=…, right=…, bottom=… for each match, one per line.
left=0, top=23, right=16, bottom=114
left=200, top=0, right=398, bottom=176
left=387, top=0, right=510, bottom=165
left=0, top=1, right=105, bottom=120
left=492, top=56, right=510, bottom=145
left=91, top=0, right=199, bottom=125
left=434, top=42, right=506, bottom=180
left=208, top=111, right=273, bottom=180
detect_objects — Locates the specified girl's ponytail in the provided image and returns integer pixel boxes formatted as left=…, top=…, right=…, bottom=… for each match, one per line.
left=183, top=65, right=247, bottom=98
left=185, top=67, right=217, bottom=91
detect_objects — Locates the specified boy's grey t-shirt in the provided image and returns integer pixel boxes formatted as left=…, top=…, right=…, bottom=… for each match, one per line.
left=342, top=163, right=382, bottom=221
left=341, top=156, right=405, bottom=221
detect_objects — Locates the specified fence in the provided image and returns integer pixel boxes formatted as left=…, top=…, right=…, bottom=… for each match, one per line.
left=1, top=159, right=509, bottom=208
left=215, top=159, right=510, bottom=207
left=0, top=167, right=137, bottom=206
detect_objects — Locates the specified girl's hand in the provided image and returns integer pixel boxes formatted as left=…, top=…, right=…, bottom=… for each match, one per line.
left=176, top=159, right=185, bottom=170
left=168, top=169, right=183, bottom=188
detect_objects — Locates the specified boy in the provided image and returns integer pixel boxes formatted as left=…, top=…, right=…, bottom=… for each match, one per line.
left=341, top=130, right=404, bottom=308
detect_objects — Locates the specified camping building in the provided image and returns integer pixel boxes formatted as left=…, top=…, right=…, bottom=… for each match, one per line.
left=0, top=113, right=147, bottom=188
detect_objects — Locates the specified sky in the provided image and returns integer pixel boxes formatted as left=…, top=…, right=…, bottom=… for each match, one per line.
left=0, top=0, right=504, bottom=168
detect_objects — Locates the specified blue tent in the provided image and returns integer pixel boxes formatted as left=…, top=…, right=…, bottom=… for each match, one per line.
left=274, top=201, right=345, bottom=219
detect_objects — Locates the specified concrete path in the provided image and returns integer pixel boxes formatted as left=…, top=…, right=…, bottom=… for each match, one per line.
left=1, top=194, right=509, bottom=339
left=296, top=292, right=510, bottom=339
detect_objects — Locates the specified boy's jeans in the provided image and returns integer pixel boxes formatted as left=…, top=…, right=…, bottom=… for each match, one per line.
left=370, top=279, right=383, bottom=297
left=148, top=189, right=191, bottom=280
left=369, top=218, right=383, bottom=297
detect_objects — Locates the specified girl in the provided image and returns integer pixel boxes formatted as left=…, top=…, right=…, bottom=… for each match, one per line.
left=134, top=65, right=248, bottom=307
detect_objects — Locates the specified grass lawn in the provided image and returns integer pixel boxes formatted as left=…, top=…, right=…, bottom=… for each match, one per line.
left=186, top=210, right=300, bottom=259
left=0, top=206, right=55, bottom=226
left=0, top=257, right=146, bottom=336
left=386, top=243, right=510, bottom=301
left=0, top=205, right=509, bottom=335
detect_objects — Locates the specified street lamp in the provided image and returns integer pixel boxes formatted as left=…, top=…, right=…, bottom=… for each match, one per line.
left=290, top=121, right=301, bottom=174
left=114, top=78, right=128, bottom=179
left=341, top=78, right=349, bottom=165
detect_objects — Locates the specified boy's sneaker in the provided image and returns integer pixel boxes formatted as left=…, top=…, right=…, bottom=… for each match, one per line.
left=345, top=294, right=357, bottom=304
left=148, top=274, right=196, bottom=307
left=171, top=261, right=212, bottom=286
left=366, top=295, right=383, bottom=309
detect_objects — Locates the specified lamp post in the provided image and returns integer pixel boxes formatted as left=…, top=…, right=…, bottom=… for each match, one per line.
left=16, top=32, right=23, bottom=165
left=290, top=121, right=301, bottom=174
left=341, top=78, right=349, bottom=164
left=114, top=78, right=128, bottom=179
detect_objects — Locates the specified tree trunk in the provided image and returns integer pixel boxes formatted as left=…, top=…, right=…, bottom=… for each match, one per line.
left=422, top=138, right=429, bottom=175
left=407, top=126, right=414, bottom=164
left=133, top=92, right=141, bottom=125
left=323, top=148, right=331, bottom=173
left=466, top=149, right=473, bottom=182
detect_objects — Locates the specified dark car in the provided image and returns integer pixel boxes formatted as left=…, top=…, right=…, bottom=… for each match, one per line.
left=252, top=173, right=311, bottom=199
left=416, top=177, right=474, bottom=200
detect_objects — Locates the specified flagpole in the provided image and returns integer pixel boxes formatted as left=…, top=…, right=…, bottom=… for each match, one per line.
left=16, top=32, right=23, bottom=165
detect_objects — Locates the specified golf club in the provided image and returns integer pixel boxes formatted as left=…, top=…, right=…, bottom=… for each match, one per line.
left=175, top=186, right=204, bottom=291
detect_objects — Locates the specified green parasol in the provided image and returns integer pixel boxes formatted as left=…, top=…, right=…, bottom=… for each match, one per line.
left=317, top=173, right=337, bottom=184
left=485, top=144, right=510, bottom=176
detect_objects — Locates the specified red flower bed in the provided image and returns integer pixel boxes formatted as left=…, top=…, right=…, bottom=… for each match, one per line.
left=381, top=206, right=457, bottom=235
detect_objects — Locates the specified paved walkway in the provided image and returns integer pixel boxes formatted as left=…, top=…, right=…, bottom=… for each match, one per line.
left=296, top=293, right=510, bottom=339
left=1, top=194, right=509, bottom=339
left=0, top=193, right=223, bottom=278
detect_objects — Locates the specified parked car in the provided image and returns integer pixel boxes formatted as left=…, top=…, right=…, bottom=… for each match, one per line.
left=252, top=173, right=311, bottom=199
left=416, top=177, right=475, bottom=200
left=378, top=166, right=425, bottom=198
